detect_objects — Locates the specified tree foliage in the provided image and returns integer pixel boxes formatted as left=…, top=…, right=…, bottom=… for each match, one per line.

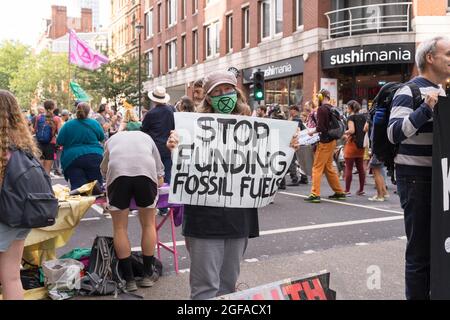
left=0, top=40, right=31, bottom=90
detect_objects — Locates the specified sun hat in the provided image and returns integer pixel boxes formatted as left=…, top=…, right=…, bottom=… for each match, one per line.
left=148, top=86, right=171, bottom=104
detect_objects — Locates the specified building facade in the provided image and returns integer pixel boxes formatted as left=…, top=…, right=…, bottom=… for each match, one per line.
left=139, top=0, right=450, bottom=109
left=110, top=0, right=142, bottom=59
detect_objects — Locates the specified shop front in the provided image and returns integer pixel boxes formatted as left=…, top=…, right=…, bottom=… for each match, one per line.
left=242, top=56, right=304, bottom=110
left=322, top=43, right=415, bottom=111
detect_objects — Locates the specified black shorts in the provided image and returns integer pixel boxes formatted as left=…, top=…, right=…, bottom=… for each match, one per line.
left=39, top=143, right=56, bottom=161
left=107, top=176, right=158, bottom=210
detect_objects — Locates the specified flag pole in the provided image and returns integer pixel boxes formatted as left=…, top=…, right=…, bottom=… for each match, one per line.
left=68, top=30, right=71, bottom=111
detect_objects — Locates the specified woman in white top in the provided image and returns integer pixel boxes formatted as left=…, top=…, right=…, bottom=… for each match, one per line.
left=100, top=116, right=164, bottom=292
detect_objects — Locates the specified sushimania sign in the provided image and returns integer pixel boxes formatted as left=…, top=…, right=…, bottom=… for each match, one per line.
left=322, top=43, right=415, bottom=69
left=169, top=113, right=297, bottom=208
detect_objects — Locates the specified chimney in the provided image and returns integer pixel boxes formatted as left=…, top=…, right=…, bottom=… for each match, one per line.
left=50, top=5, right=68, bottom=39
left=81, top=8, right=93, bottom=33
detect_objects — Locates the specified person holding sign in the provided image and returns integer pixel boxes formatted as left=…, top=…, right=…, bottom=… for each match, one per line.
left=167, top=71, right=299, bottom=300
left=388, top=36, right=450, bottom=300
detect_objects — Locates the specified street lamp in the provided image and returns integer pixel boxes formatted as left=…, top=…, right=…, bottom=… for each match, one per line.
left=135, top=23, right=144, bottom=118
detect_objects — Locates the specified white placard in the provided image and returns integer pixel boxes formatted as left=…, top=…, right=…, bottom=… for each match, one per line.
left=298, top=129, right=320, bottom=146
left=169, top=113, right=297, bottom=208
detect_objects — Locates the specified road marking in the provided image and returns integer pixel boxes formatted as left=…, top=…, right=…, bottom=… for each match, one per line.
left=303, top=250, right=315, bottom=254
left=244, top=258, right=259, bottom=263
left=398, top=236, right=407, bottom=240
left=91, top=205, right=104, bottom=215
left=130, top=215, right=403, bottom=250
left=355, top=242, right=369, bottom=246
left=81, top=217, right=101, bottom=222
left=279, top=191, right=404, bottom=215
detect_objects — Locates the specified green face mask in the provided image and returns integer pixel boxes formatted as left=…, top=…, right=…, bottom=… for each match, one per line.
left=210, top=92, right=238, bottom=114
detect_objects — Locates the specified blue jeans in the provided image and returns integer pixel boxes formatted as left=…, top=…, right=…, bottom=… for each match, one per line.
left=161, top=156, right=172, bottom=184
left=396, top=174, right=431, bottom=300
left=64, top=153, right=104, bottom=191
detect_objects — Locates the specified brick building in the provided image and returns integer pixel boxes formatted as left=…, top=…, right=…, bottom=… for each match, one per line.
left=139, top=0, right=450, bottom=109
left=110, top=0, right=142, bottom=59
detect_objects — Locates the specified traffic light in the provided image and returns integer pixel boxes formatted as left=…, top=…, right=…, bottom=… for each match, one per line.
left=253, top=70, right=265, bottom=101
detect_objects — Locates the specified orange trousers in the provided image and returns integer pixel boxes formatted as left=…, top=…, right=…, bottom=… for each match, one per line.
left=310, top=140, right=344, bottom=196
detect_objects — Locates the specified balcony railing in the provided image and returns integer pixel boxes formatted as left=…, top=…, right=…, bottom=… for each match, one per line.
left=324, top=2, right=412, bottom=39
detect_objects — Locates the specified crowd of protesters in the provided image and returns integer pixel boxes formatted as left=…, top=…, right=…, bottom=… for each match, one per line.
left=2, top=35, right=448, bottom=301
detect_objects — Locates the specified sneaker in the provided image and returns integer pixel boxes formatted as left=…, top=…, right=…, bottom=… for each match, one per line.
left=125, top=280, right=138, bottom=292
left=368, top=196, right=385, bottom=202
left=383, top=193, right=390, bottom=199
left=304, top=194, right=321, bottom=203
left=158, top=208, right=169, bottom=216
left=138, top=271, right=159, bottom=288
left=328, top=193, right=346, bottom=200
left=345, top=191, right=352, bottom=197
left=356, top=191, right=366, bottom=196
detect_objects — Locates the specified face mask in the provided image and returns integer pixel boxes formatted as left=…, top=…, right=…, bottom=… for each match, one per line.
left=210, top=92, right=238, bottom=114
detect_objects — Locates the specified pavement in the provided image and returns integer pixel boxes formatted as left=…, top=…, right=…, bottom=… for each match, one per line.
left=74, top=238, right=405, bottom=300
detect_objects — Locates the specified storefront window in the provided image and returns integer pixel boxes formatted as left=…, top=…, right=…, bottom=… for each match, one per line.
left=264, top=75, right=303, bottom=109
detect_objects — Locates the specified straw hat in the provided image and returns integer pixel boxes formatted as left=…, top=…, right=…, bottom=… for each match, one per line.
left=148, top=86, right=170, bottom=104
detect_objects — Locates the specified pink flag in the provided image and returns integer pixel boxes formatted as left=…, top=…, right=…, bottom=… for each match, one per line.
left=69, top=29, right=109, bottom=71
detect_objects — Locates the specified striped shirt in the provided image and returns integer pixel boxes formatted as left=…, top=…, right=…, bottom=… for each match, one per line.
left=388, top=76, right=446, bottom=176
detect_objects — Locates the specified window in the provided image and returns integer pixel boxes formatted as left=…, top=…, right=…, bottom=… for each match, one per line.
left=182, top=0, right=187, bottom=19
left=261, top=0, right=283, bottom=40
left=181, top=35, right=187, bottom=67
left=192, top=0, right=198, bottom=14
left=226, top=15, right=233, bottom=53
left=205, top=21, right=220, bottom=58
left=296, top=0, right=303, bottom=29
left=167, top=40, right=177, bottom=71
left=145, top=10, right=153, bottom=38
left=146, top=50, right=153, bottom=77
left=167, top=0, right=177, bottom=27
left=158, top=46, right=162, bottom=75
left=192, top=29, right=198, bottom=63
left=157, top=3, right=162, bottom=33
left=242, top=6, right=250, bottom=47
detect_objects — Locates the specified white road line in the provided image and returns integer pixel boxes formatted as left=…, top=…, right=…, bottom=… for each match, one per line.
left=130, top=215, right=403, bottom=250
left=398, top=236, right=407, bottom=240
left=244, top=258, right=259, bottom=263
left=81, top=217, right=101, bottom=222
left=303, top=250, right=315, bottom=254
left=279, top=191, right=404, bottom=215
left=259, top=216, right=403, bottom=236
left=91, top=205, right=104, bottom=215
left=355, top=242, right=369, bottom=246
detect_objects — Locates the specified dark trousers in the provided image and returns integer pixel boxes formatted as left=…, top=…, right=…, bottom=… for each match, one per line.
left=288, top=155, right=298, bottom=181
left=396, top=174, right=431, bottom=300
left=161, top=156, right=172, bottom=184
left=64, top=153, right=104, bottom=191
left=344, top=157, right=365, bottom=193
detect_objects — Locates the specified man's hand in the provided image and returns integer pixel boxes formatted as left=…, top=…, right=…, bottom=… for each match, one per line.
left=166, top=130, right=179, bottom=151
left=425, top=92, right=439, bottom=110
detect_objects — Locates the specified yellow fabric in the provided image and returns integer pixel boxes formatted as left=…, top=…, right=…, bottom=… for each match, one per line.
left=23, top=197, right=95, bottom=267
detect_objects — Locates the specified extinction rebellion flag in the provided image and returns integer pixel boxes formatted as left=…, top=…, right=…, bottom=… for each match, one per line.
left=69, top=29, right=109, bottom=71
left=431, top=95, right=450, bottom=299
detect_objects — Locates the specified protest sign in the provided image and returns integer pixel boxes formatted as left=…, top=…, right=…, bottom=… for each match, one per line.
left=298, top=129, right=320, bottom=146
left=216, top=271, right=336, bottom=300
left=169, top=113, right=297, bottom=208
left=431, top=95, right=450, bottom=299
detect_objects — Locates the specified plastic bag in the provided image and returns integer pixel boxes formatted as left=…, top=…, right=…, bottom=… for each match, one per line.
left=42, top=258, right=84, bottom=300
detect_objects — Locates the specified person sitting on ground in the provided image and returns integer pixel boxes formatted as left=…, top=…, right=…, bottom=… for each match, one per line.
left=101, top=120, right=164, bottom=292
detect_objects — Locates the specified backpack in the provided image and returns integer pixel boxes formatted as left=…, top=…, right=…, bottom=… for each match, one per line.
left=80, top=236, right=125, bottom=296
left=0, top=147, right=58, bottom=228
left=370, top=82, right=423, bottom=174
left=328, top=108, right=345, bottom=140
left=35, top=115, right=53, bottom=144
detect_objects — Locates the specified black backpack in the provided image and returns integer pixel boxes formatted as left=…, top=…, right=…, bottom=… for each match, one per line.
left=0, top=147, right=58, bottom=228
left=370, top=82, right=423, bottom=176
left=328, top=108, right=345, bottom=140
left=81, top=236, right=125, bottom=296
